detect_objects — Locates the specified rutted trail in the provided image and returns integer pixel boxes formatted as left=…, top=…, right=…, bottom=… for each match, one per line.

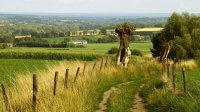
left=130, top=84, right=147, bottom=112
left=95, top=81, right=133, bottom=112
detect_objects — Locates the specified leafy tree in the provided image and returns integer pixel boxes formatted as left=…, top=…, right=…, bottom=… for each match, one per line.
left=191, top=29, right=200, bottom=50
left=151, top=12, right=200, bottom=60
left=0, top=36, right=14, bottom=43
left=151, top=31, right=165, bottom=57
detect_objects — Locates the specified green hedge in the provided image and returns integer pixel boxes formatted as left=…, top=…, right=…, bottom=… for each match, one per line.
left=0, top=52, right=102, bottom=61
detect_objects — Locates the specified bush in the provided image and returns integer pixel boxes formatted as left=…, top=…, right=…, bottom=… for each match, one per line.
left=131, top=49, right=143, bottom=56
left=107, top=48, right=143, bottom=56
left=1, top=44, right=8, bottom=49
left=16, top=41, right=49, bottom=47
left=0, top=52, right=102, bottom=61
left=107, top=47, right=118, bottom=54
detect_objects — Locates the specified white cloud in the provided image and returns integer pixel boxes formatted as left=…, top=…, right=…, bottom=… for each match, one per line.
left=131, top=0, right=141, bottom=8
left=2, top=0, right=200, bottom=13
left=180, top=0, right=186, bottom=11
left=26, top=0, right=95, bottom=4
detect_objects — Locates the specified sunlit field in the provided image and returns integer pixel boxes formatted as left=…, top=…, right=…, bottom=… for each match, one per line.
left=0, top=59, right=58, bottom=84
left=0, top=57, right=161, bottom=112
left=135, top=28, right=163, bottom=32
left=0, top=42, right=152, bottom=55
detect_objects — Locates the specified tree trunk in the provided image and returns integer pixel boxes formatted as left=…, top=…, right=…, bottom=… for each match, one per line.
left=115, top=23, right=134, bottom=67
left=116, top=44, right=131, bottom=67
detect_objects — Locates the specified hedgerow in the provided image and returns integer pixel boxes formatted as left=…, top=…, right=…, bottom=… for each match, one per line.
left=0, top=52, right=102, bottom=61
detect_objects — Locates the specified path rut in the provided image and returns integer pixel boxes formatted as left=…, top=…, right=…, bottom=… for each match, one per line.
left=95, top=81, right=133, bottom=112
left=130, top=84, right=147, bottom=112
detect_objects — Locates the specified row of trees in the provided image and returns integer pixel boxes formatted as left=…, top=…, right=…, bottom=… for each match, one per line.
left=0, top=38, right=85, bottom=48
left=0, top=33, right=150, bottom=48
left=151, top=12, right=200, bottom=60
left=0, top=24, right=159, bottom=39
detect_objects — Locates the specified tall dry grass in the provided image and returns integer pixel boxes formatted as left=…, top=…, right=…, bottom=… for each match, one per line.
left=0, top=57, right=160, bottom=112
left=0, top=59, right=120, bottom=112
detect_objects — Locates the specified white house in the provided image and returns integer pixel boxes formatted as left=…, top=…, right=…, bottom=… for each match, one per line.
left=69, top=40, right=88, bottom=45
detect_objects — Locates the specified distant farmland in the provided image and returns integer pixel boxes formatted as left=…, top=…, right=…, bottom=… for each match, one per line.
left=0, top=42, right=152, bottom=61
left=135, top=27, right=163, bottom=32
left=106, top=27, right=163, bottom=32
left=0, top=42, right=152, bottom=55
left=43, top=35, right=105, bottom=44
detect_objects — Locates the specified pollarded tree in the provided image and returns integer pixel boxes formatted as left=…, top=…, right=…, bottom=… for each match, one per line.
left=115, top=22, right=135, bottom=67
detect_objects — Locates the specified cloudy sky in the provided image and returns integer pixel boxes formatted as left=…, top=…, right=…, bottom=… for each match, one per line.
left=0, top=0, right=199, bottom=13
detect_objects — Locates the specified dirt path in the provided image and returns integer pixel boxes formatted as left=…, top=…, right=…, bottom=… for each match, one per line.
left=95, top=81, right=133, bottom=112
left=130, top=84, right=147, bottom=112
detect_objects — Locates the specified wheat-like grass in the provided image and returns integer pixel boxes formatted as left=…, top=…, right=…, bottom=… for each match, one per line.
left=0, top=57, right=160, bottom=112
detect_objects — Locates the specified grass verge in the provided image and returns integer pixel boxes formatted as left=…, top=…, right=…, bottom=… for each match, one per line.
left=139, top=60, right=200, bottom=112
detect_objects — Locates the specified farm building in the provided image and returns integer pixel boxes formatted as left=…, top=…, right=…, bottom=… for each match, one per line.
left=69, top=31, right=84, bottom=36
left=69, top=40, right=88, bottom=45
left=0, top=43, right=13, bottom=47
left=69, top=30, right=100, bottom=36
left=15, top=35, right=32, bottom=39
left=106, top=29, right=117, bottom=36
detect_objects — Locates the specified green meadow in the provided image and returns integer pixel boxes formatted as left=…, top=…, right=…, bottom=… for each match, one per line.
left=0, top=59, right=58, bottom=84
left=0, top=42, right=152, bottom=84
left=0, top=42, right=152, bottom=55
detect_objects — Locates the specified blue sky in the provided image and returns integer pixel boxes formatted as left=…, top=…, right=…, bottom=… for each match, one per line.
left=0, top=0, right=199, bottom=13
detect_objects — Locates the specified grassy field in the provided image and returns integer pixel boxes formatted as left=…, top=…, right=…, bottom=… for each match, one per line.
left=0, top=42, right=152, bottom=55
left=0, top=59, right=58, bottom=84
left=43, top=35, right=105, bottom=44
left=1, top=55, right=200, bottom=111
left=0, top=42, right=152, bottom=85
left=0, top=57, right=160, bottom=112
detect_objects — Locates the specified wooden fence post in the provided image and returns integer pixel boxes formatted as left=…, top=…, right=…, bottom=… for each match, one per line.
left=32, top=74, right=38, bottom=112
left=99, top=58, right=104, bottom=73
left=1, top=84, right=13, bottom=112
left=64, top=69, right=69, bottom=89
left=53, top=71, right=59, bottom=96
left=105, top=57, right=108, bottom=68
left=110, top=59, right=113, bottom=66
left=167, top=64, right=170, bottom=78
left=91, top=62, right=96, bottom=74
left=74, top=67, right=80, bottom=83
left=182, top=67, right=187, bottom=93
left=162, top=61, right=166, bottom=75
left=172, top=63, right=176, bottom=92
left=83, top=63, right=87, bottom=76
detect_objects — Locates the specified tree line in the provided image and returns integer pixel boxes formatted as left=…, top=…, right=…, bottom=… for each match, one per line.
left=0, top=14, right=166, bottom=38
left=151, top=12, right=200, bottom=60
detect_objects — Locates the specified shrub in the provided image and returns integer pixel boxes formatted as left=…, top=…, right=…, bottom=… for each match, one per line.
left=107, top=47, right=118, bottom=54
left=1, top=44, right=8, bottom=49
left=131, top=49, right=143, bottom=56
left=0, top=52, right=102, bottom=61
